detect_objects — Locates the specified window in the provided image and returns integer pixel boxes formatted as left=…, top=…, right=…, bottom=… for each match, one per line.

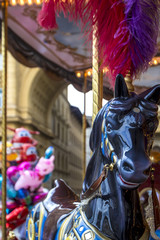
left=57, top=122, right=60, bottom=139
left=62, top=104, right=64, bottom=116
left=62, top=127, right=64, bottom=142
left=57, top=152, right=60, bottom=169
left=52, top=115, right=55, bottom=132
left=65, top=129, right=68, bottom=145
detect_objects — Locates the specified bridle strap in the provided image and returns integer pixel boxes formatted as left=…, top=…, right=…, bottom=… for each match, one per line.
left=80, top=164, right=114, bottom=200
left=81, top=108, right=117, bottom=201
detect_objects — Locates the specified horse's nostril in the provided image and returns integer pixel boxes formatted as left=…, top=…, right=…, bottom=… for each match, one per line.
left=143, top=167, right=150, bottom=176
left=123, top=162, right=134, bottom=172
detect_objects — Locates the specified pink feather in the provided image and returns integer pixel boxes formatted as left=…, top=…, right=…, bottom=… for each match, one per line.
left=37, top=0, right=57, bottom=30
left=37, top=0, right=159, bottom=87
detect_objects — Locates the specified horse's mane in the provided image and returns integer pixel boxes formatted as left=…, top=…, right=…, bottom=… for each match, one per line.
left=82, top=102, right=110, bottom=192
left=109, top=93, right=158, bottom=118
left=90, top=103, right=110, bottom=152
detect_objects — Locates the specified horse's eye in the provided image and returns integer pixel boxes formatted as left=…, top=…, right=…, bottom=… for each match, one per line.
left=107, top=124, right=112, bottom=132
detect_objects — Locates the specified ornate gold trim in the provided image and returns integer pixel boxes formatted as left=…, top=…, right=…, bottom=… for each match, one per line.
left=28, top=218, right=35, bottom=240
left=38, top=202, right=45, bottom=240
left=58, top=212, right=75, bottom=239
left=73, top=228, right=81, bottom=240
left=82, top=229, right=95, bottom=240
left=139, top=226, right=150, bottom=240
left=57, top=207, right=150, bottom=240
left=80, top=209, right=110, bottom=240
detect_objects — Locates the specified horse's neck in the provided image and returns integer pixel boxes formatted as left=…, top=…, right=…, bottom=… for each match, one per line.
left=83, top=171, right=146, bottom=240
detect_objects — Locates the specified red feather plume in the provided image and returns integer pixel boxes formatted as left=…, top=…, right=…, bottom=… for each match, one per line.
left=37, top=0, right=159, bottom=86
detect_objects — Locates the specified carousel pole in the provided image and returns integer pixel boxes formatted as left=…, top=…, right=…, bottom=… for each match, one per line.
left=124, top=71, right=134, bottom=92
left=83, top=72, right=87, bottom=179
left=92, top=26, right=103, bottom=124
left=1, top=0, right=8, bottom=238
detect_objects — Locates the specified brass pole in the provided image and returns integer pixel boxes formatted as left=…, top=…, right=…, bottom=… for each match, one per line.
left=124, top=72, right=134, bottom=92
left=92, top=26, right=103, bottom=124
left=1, top=0, right=8, bottom=238
left=83, top=72, right=87, bottom=179
left=99, top=69, right=103, bottom=108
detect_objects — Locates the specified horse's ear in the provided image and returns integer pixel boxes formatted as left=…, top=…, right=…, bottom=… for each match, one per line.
left=142, top=85, right=160, bottom=104
left=114, top=74, right=129, bottom=98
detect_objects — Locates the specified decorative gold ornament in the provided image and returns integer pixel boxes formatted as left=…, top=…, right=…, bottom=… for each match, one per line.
left=144, top=195, right=160, bottom=240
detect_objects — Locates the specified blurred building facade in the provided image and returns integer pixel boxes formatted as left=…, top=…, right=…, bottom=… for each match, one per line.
left=0, top=52, right=160, bottom=194
left=0, top=52, right=83, bottom=193
left=86, top=116, right=92, bottom=168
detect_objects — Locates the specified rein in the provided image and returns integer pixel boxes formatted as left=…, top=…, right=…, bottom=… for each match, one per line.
left=81, top=163, right=115, bottom=200
left=81, top=110, right=117, bottom=200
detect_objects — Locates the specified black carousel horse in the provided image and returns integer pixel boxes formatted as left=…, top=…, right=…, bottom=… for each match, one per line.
left=26, top=74, right=160, bottom=240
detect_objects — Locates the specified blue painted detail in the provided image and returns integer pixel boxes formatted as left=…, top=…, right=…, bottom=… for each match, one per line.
left=26, top=202, right=48, bottom=240
left=101, top=132, right=105, bottom=156
left=74, top=210, right=81, bottom=220
left=101, top=107, right=109, bottom=158
left=65, top=209, right=105, bottom=240
left=35, top=222, right=39, bottom=240
left=111, top=152, right=114, bottom=162
left=101, top=105, right=116, bottom=164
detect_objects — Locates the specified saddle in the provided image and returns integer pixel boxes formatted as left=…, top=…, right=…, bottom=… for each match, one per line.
left=42, top=179, right=80, bottom=240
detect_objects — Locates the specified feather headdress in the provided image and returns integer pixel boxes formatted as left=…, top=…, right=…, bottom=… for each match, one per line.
left=37, top=0, right=159, bottom=85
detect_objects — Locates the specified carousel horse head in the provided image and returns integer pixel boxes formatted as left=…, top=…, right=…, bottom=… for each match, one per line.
left=84, top=74, right=160, bottom=192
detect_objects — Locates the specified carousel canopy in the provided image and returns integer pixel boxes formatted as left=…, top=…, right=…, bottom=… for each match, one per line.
left=0, top=3, right=159, bottom=99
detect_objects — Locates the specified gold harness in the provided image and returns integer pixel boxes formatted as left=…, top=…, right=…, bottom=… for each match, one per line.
left=57, top=208, right=150, bottom=240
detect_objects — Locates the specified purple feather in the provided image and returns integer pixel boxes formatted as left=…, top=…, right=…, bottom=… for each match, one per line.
left=124, top=0, right=159, bottom=78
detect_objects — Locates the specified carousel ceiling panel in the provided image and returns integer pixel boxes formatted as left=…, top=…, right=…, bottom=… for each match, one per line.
left=3, top=5, right=92, bottom=71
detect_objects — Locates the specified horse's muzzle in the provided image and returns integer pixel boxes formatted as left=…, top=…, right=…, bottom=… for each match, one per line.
left=117, top=156, right=151, bottom=189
